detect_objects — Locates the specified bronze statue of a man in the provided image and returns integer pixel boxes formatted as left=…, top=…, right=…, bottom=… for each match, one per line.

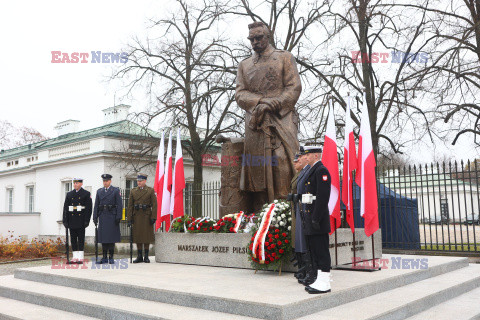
left=235, top=21, right=302, bottom=211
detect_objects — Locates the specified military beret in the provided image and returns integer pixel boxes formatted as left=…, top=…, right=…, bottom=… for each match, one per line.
left=137, top=173, right=148, bottom=180
left=73, top=178, right=83, bottom=183
left=101, top=174, right=113, bottom=180
left=303, top=145, right=322, bottom=154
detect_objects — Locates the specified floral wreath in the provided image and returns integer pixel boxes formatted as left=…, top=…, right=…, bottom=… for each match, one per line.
left=247, top=200, right=292, bottom=271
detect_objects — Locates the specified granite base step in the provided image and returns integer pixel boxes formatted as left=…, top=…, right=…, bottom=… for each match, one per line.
left=295, top=264, right=480, bottom=320
left=405, top=286, right=480, bottom=320
left=0, top=255, right=469, bottom=320
left=0, top=296, right=98, bottom=320
left=0, top=275, right=259, bottom=320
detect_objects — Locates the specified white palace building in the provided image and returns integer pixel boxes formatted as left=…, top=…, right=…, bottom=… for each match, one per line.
left=0, top=105, right=220, bottom=240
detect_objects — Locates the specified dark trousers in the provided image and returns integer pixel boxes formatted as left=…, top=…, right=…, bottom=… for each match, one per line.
left=136, top=243, right=150, bottom=250
left=70, top=228, right=85, bottom=251
left=101, top=243, right=115, bottom=251
left=306, top=234, right=331, bottom=272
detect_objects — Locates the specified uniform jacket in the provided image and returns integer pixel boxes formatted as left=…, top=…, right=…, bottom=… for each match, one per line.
left=62, top=188, right=92, bottom=229
left=127, top=186, right=157, bottom=243
left=302, top=161, right=331, bottom=235
left=93, top=186, right=123, bottom=243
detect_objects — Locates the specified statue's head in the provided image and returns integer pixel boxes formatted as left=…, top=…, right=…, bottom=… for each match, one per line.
left=247, top=22, right=270, bottom=53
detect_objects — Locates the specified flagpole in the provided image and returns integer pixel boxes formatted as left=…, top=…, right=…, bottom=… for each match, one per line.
left=353, top=228, right=356, bottom=267
left=334, top=222, right=338, bottom=266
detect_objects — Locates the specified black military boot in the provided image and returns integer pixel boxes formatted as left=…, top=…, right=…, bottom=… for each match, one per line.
left=144, top=249, right=150, bottom=263
left=108, top=249, right=115, bottom=264
left=298, top=258, right=317, bottom=286
left=98, top=249, right=108, bottom=264
left=133, top=250, right=143, bottom=263
left=294, top=253, right=306, bottom=279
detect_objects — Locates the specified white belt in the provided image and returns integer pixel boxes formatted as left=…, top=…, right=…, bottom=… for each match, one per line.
left=69, top=206, right=85, bottom=212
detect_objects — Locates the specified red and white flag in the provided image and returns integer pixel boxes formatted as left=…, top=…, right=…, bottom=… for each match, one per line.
left=355, top=92, right=379, bottom=237
left=161, top=131, right=173, bottom=231
left=342, top=95, right=357, bottom=233
left=154, top=132, right=165, bottom=231
left=170, top=128, right=185, bottom=219
left=322, top=99, right=341, bottom=234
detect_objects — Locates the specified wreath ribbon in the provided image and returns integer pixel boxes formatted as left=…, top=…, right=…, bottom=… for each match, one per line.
left=252, top=203, right=276, bottom=263
left=233, top=211, right=244, bottom=233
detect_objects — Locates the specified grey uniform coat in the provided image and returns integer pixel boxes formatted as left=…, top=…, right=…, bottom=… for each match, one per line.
left=295, top=164, right=310, bottom=252
left=93, top=186, right=123, bottom=243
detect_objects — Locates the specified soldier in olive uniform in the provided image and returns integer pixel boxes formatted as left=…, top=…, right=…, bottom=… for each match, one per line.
left=300, top=146, right=332, bottom=294
left=93, top=174, right=123, bottom=264
left=63, top=178, right=92, bottom=264
left=127, top=174, right=157, bottom=263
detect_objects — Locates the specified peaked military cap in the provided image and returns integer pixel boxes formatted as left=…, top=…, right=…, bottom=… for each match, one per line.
left=137, top=173, right=148, bottom=180
left=101, top=174, right=113, bottom=181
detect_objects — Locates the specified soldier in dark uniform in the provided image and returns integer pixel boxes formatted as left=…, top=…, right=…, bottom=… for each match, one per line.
left=62, top=178, right=92, bottom=264
left=290, top=149, right=312, bottom=280
left=300, top=146, right=332, bottom=294
left=93, top=174, right=123, bottom=264
left=127, top=173, right=157, bottom=263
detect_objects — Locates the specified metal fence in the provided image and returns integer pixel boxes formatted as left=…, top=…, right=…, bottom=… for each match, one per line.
left=373, top=160, right=479, bottom=253
left=117, top=160, right=480, bottom=253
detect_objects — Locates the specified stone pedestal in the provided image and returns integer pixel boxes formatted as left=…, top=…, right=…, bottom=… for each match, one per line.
left=218, top=137, right=248, bottom=217
left=155, top=229, right=382, bottom=271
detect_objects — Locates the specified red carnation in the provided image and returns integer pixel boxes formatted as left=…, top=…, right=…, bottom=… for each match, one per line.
left=285, top=240, right=289, bottom=244
left=275, top=229, right=280, bottom=233
left=270, top=257, right=274, bottom=261
left=221, top=222, right=225, bottom=226
left=282, top=233, right=287, bottom=237
left=279, top=249, right=284, bottom=254
left=229, top=227, right=234, bottom=232
left=272, top=252, right=276, bottom=257
left=271, top=244, right=276, bottom=248
left=277, top=241, right=282, bottom=246
left=275, top=234, right=279, bottom=239
left=268, top=234, right=273, bottom=238
left=265, top=242, right=270, bottom=246
left=265, top=261, right=270, bottom=264
left=199, top=222, right=203, bottom=226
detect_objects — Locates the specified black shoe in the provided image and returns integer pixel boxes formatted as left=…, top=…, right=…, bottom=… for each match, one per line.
left=97, top=250, right=108, bottom=264
left=298, top=269, right=317, bottom=286
left=108, top=249, right=115, bottom=264
left=305, top=286, right=330, bottom=294
left=144, top=249, right=150, bottom=263
left=133, top=250, right=143, bottom=263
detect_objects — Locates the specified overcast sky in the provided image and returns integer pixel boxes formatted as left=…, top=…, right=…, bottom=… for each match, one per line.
left=0, top=0, right=477, bottom=163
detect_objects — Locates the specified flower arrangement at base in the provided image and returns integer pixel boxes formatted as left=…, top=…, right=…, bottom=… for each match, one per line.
left=187, top=217, right=217, bottom=233
left=213, top=212, right=244, bottom=232
left=170, top=215, right=193, bottom=233
left=247, top=200, right=292, bottom=271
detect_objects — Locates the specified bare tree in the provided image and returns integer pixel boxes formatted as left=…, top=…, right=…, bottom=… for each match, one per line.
left=113, top=0, right=242, bottom=216
left=0, top=120, right=48, bottom=149
left=410, top=0, right=480, bottom=148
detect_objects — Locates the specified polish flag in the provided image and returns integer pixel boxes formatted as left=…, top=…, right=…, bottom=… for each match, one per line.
left=355, top=92, right=379, bottom=237
left=161, top=131, right=173, bottom=231
left=154, top=132, right=165, bottom=231
left=342, top=95, right=357, bottom=233
left=169, top=128, right=185, bottom=219
left=322, top=99, right=341, bottom=234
